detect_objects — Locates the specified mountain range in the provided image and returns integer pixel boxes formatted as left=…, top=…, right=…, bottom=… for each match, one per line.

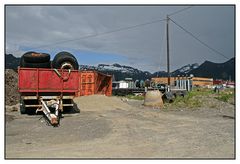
left=5, top=54, right=235, bottom=81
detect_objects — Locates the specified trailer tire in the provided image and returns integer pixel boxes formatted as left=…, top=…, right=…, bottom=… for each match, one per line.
left=20, top=99, right=26, bottom=114
left=52, top=51, right=79, bottom=70
left=22, top=60, right=51, bottom=68
left=22, top=51, right=50, bottom=63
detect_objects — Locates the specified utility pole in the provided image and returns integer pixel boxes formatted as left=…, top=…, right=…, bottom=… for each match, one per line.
left=166, top=15, right=170, bottom=87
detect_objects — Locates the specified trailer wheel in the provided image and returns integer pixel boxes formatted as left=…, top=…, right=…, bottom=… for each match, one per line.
left=22, top=51, right=50, bottom=63
left=52, top=51, right=79, bottom=70
left=20, top=98, right=26, bottom=114
left=22, top=60, right=51, bottom=68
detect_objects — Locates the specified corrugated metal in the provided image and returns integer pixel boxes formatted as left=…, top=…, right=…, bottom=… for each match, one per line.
left=78, top=71, right=95, bottom=96
left=78, top=71, right=112, bottom=96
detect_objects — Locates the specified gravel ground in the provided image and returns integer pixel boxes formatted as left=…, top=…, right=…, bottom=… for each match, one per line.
left=5, top=95, right=235, bottom=159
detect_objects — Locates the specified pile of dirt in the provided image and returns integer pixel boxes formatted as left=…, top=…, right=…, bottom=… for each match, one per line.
left=5, top=69, right=20, bottom=106
left=73, top=95, right=132, bottom=112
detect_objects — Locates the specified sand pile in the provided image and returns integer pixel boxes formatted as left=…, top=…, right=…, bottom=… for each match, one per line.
left=5, top=69, right=20, bottom=106
left=73, top=95, right=132, bottom=112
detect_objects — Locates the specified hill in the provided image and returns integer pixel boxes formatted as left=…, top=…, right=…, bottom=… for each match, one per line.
left=189, top=58, right=235, bottom=80
left=5, top=54, right=235, bottom=81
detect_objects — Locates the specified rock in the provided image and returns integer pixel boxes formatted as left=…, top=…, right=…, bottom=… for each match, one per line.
left=144, top=90, right=164, bottom=108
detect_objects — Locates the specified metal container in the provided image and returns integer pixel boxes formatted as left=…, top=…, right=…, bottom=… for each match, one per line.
left=18, top=67, right=79, bottom=114
left=78, top=71, right=112, bottom=96
left=18, top=68, right=79, bottom=94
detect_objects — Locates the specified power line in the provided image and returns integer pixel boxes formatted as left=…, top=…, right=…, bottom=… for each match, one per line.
left=168, top=6, right=194, bottom=17
left=169, top=17, right=229, bottom=60
left=9, top=6, right=193, bottom=54
left=13, top=18, right=166, bottom=53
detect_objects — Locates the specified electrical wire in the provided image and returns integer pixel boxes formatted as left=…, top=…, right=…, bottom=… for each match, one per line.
left=169, top=17, right=229, bottom=59
left=9, top=6, right=192, bottom=54
left=168, top=6, right=194, bottom=17
left=13, top=18, right=166, bottom=53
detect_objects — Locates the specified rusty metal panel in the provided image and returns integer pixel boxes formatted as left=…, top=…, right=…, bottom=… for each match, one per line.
left=18, top=68, right=38, bottom=91
left=79, top=71, right=95, bottom=96
left=18, top=68, right=79, bottom=94
left=62, top=70, right=80, bottom=91
left=78, top=70, right=112, bottom=96
left=38, top=69, right=62, bottom=91
left=95, top=72, right=112, bottom=96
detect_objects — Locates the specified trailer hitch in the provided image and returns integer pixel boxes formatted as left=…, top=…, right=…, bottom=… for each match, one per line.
left=36, top=99, right=60, bottom=126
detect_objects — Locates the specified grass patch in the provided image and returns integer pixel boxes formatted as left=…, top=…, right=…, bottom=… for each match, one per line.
left=167, top=87, right=235, bottom=109
left=215, top=89, right=235, bottom=104
left=168, top=88, right=214, bottom=109
left=125, top=94, right=145, bottom=100
left=216, top=94, right=232, bottom=102
left=171, top=92, right=201, bottom=108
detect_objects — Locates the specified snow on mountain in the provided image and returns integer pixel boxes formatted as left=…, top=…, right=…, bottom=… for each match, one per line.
left=171, top=63, right=199, bottom=76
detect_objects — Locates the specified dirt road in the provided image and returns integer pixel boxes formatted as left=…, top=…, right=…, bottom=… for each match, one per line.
left=5, top=96, right=234, bottom=159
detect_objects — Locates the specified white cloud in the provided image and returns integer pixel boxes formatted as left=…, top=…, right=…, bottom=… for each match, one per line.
left=5, top=5, right=234, bottom=72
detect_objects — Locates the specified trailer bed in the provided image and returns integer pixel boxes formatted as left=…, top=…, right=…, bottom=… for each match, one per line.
left=18, top=68, right=79, bottom=94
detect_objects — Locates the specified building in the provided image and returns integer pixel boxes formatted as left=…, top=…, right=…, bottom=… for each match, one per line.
left=213, top=79, right=235, bottom=88
left=151, top=77, right=178, bottom=85
left=191, top=77, right=213, bottom=87
left=112, top=81, right=128, bottom=89
left=226, top=81, right=235, bottom=88
left=151, top=76, right=213, bottom=87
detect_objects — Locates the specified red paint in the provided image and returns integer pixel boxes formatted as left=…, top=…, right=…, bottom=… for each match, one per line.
left=18, top=68, right=112, bottom=97
left=213, top=80, right=223, bottom=85
left=18, top=68, right=79, bottom=94
left=78, top=71, right=112, bottom=96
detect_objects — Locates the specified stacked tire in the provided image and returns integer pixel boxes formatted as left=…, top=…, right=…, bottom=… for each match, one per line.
left=52, top=51, right=79, bottom=70
left=20, top=51, right=51, bottom=68
left=20, top=51, right=79, bottom=70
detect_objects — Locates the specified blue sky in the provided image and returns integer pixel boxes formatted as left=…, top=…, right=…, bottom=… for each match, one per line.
left=19, top=45, right=127, bottom=66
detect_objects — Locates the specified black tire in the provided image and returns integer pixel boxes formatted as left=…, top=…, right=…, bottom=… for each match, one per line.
left=52, top=51, right=79, bottom=70
left=22, top=51, right=50, bottom=63
left=22, top=60, right=51, bottom=68
left=20, top=98, right=26, bottom=114
left=19, top=57, right=25, bottom=67
left=163, top=92, right=175, bottom=103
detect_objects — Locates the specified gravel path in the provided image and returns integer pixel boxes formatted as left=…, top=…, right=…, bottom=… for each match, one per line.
left=5, top=95, right=235, bottom=159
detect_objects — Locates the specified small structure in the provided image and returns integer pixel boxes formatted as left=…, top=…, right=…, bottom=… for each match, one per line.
left=152, top=76, right=214, bottom=88
left=112, top=80, right=128, bottom=89
left=151, top=77, right=176, bottom=85
left=191, top=77, right=213, bottom=88
left=112, top=78, right=136, bottom=89
left=226, top=81, right=235, bottom=88
left=125, top=78, right=135, bottom=88
left=213, top=79, right=235, bottom=88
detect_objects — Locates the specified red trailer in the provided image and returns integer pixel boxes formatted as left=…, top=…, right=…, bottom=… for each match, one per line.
left=18, top=67, right=79, bottom=125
